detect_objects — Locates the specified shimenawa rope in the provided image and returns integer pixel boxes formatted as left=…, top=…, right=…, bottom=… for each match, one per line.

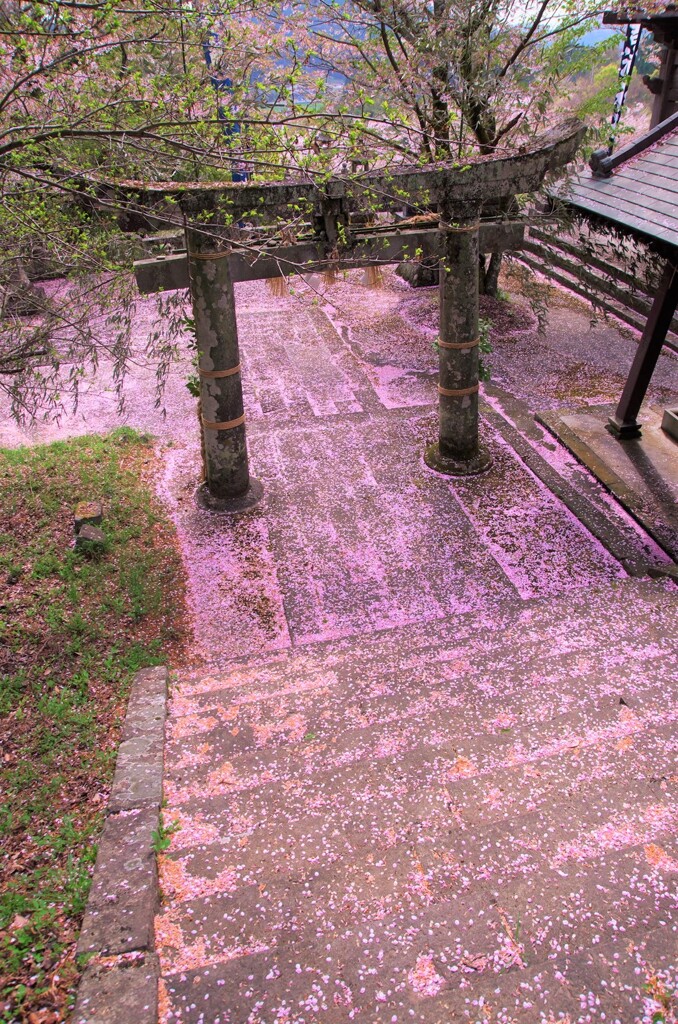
left=438, top=383, right=479, bottom=397
left=199, top=363, right=241, bottom=379
left=202, top=412, right=246, bottom=431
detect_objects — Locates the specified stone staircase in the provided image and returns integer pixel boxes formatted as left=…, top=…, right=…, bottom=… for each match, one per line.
left=157, top=577, right=678, bottom=1023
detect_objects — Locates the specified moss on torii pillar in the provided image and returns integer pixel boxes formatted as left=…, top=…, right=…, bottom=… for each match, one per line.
left=425, top=209, right=492, bottom=476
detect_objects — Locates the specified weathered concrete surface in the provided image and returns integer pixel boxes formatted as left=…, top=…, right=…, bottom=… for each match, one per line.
left=2, top=270, right=675, bottom=446
left=186, top=227, right=250, bottom=500
left=77, top=806, right=159, bottom=956
left=133, top=221, right=525, bottom=294
left=108, top=666, right=168, bottom=814
left=538, top=402, right=678, bottom=562
left=146, top=272, right=676, bottom=1022
left=73, top=667, right=167, bottom=1019
left=3, top=271, right=673, bottom=662
left=428, top=215, right=490, bottom=473
left=1, top=266, right=676, bottom=1021
left=73, top=953, right=159, bottom=1024
left=74, top=500, right=103, bottom=531
left=481, top=390, right=659, bottom=577
left=1, top=273, right=674, bottom=662
left=120, top=666, right=169, bottom=745
left=133, top=119, right=582, bottom=218
left=147, top=274, right=677, bottom=662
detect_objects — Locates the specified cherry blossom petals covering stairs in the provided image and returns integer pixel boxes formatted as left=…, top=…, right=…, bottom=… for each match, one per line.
left=157, top=577, right=678, bottom=1024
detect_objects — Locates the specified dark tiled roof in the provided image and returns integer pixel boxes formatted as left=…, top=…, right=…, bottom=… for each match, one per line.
left=603, top=6, right=678, bottom=26
left=562, top=113, right=678, bottom=252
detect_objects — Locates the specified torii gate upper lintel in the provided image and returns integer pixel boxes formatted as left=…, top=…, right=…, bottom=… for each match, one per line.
left=131, top=118, right=584, bottom=506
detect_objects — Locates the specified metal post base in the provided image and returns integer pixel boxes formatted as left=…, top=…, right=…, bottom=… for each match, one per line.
left=606, top=417, right=642, bottom=440
left=424, top=442, right=493, bottom=477
left=196, top=478, right=264, bottom=513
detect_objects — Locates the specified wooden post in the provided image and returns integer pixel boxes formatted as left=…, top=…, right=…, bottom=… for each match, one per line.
left=607, top=260, right=678, bottom=440
left=186, top=226, right=250, bottom=501
left=425, top=211, right=492, bottom=475
left=649, top=40, right=678, bottom=129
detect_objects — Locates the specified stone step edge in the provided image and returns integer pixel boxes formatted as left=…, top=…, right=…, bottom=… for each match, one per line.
left=157, top=863, right=675, bottom=1013
left=177, top=575, right=671, bottom=691
left=159, top=792, right=677, bottom=942
left=163, top=752, right=677, bottom=897
left=378, top=926, right=675, bottom=1024
left=169, top=638, right=672, bottom=751
left=165, top=726, right=677, bottom=880
left=535, top=405, right=678, bottom=567
left=482, top=385, right=675, bottom=576
left=165, top=697, right=676, bottom=810
left=73, top=665, right=169, bottom=1024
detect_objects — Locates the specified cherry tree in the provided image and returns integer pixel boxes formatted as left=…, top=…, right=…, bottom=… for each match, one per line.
left=0, top=0, right=283, bottom=420
left=264, top=0, right=616, bottom=291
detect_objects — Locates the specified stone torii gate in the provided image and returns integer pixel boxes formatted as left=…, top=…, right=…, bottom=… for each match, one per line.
left=133, top=119, right=583, bottom=506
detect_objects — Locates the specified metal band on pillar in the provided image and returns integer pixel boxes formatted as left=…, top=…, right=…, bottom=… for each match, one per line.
left=438, top=384, right=480, bottom=397
left=438, top=338, right=480, bottom=350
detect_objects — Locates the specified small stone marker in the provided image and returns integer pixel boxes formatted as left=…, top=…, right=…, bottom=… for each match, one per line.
left=75, top=523, right=106, bottom=550
left=395, top=261, right=438, bottom=288
left=73, top=501, right=105, bottom=552
left=74, top=500, right=103, bottom=532
left=0, top=266, right=48, bottom=317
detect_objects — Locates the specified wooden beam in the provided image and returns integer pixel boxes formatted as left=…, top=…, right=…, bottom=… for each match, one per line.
left=651, top=42, right=678, bottom=128
left=590, top=110, right=678, bottom=177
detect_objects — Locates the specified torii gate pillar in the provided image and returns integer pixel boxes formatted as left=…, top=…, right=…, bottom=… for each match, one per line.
left=425, top=210, right=492, bottom=476
left=186, top=227, right=260, bottom=509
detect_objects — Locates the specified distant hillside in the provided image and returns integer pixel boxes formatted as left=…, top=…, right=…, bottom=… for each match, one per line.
left=579, top=26, right=619, bottom=46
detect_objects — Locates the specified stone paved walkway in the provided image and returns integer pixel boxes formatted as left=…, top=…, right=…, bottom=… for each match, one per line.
left=158, top=579, right=677, bottom=1023
left=148, top=274, right=677, bottom=1023
left=152, top=275, right=677, bottom=663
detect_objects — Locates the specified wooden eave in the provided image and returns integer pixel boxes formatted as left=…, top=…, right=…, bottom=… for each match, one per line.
left=603, top=8, right=678, bottom=22
left=603, top=6, right=678, bottom=39
left=560, top=113, right=678, bottom=255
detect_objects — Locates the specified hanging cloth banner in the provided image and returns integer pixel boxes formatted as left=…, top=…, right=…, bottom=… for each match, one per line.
left=609, top=24, right=643, bottom=151
left=202, top=30, right=249, bottom=182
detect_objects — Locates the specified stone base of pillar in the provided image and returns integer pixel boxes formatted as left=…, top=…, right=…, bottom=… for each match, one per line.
left=606, top=417, right=642, bottom=440
left=196, top=478, right=264, bottom=513
left=424, top=442, right=493, bottom=477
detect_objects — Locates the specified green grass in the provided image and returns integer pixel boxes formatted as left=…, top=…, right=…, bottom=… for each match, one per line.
left=0, top=428, right=187, bottom=1022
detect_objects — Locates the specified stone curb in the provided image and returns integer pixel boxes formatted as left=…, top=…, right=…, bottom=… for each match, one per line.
left=482, top=388, right=669, bottom=577
left=73, top=666, right=168, bottom=1024
left=535, top=407, right=678, bottom=566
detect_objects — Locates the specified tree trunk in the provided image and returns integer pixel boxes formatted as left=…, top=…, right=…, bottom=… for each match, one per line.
left=0, top=262, right=47, bottom=317
left=479, top=252, right=502, bottom=297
